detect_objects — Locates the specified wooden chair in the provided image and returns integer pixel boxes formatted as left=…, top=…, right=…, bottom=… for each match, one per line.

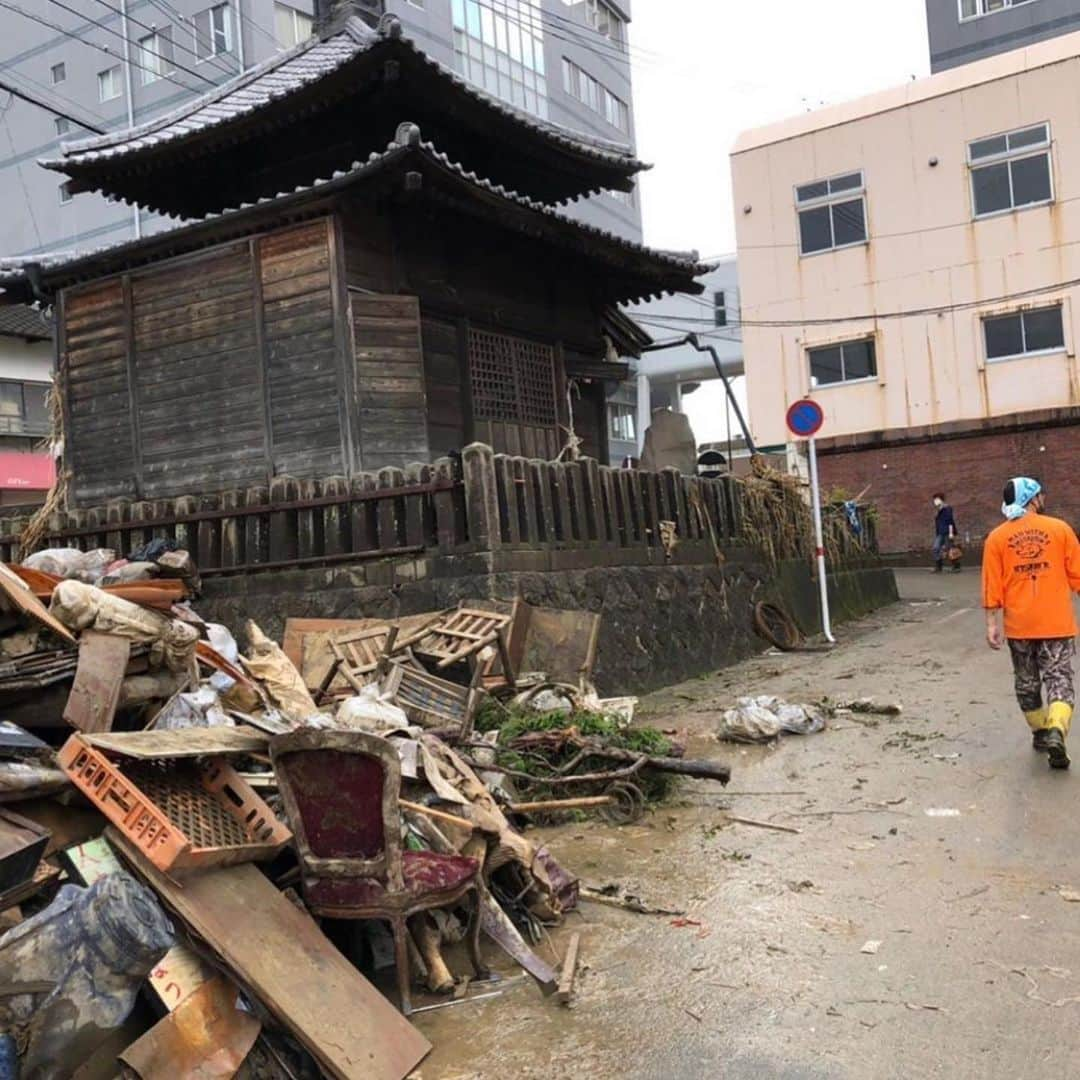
left=395, top=606, right=516, bottom=688
left=381, top=659, right=484, bottom=737
left=314, top=626, right=399, bottom=701
left=270, top=729, right=486, bottom=1015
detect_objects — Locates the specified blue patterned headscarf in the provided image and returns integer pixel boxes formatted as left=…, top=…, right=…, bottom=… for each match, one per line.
left=1002, top=477, right=1042, bottom=520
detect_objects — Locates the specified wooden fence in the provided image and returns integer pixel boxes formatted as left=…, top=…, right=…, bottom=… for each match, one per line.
left=0, top=444, right=870, bottom=575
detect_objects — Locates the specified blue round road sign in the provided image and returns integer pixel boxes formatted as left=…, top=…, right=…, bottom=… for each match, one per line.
left=786, top=399, right=824, bottom=438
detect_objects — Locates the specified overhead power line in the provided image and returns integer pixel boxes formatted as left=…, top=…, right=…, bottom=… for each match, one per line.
left=0, top=0, right=206, bottom=95
left=85, top=0, right=236, bottom=85
left=42, top=0, right=220, bottom=89
left=636, top=273, right=1080, bottom=330
left=0, top=75, right=105, bottom=133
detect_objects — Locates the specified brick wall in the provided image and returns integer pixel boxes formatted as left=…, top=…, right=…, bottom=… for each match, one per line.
left=818, top=420, right=1080, bottom=554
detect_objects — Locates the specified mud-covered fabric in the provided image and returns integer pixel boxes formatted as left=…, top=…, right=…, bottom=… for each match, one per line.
left=1007, top=637, right=1076, bottom=712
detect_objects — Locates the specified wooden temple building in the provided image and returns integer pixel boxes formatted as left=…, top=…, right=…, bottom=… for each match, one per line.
left=0, top=7, right=706, bottom=508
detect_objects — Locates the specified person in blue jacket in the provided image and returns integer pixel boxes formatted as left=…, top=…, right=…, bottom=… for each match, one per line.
left=932, top=493, right=959, bottom=573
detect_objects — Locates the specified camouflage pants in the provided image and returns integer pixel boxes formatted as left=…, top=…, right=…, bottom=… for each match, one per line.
left=1008, top=638, right=1076, bottom=711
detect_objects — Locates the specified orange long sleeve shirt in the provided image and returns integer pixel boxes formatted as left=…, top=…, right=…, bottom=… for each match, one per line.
left=982, top=512, right=1080, bottom=640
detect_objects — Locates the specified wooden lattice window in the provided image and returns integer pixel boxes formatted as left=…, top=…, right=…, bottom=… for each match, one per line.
left=468, top=327, right=557, bottom=427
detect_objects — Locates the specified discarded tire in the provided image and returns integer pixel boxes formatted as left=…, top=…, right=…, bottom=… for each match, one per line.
left=753, top=602, right=802, bottom=652
left=600, top=781, right=645, bottom=825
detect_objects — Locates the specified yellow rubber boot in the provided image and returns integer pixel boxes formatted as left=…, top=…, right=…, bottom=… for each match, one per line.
left=1045, top=702, right=1072, bottom=770
left=1025, top=707, right=1049, bottom=731
left=1047, top=702, right=1073, bottom=736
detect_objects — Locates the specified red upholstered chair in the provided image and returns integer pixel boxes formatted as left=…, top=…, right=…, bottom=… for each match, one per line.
left=270, top=729, right=486, bottom=1015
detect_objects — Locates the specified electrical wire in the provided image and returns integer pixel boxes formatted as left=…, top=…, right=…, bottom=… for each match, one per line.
left=0, top=72, right=106, bottom=133
left=0, top=0, right=206, bottom=95
left=97, top=0, right=241, bottom=83
left=635, top=271, right=1080, bottom=329
left=57, top=0, right=222, bottom=88
left=1, top=94, right=43, bottom=248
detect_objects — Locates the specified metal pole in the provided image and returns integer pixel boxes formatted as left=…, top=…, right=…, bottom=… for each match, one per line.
left=119, top=0, right=141, bottom=239
left=806, top=436, right=835, bottom=643
left=234, top=1, right=247, bottom=71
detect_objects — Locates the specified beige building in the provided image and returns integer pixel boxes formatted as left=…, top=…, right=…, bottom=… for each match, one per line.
left=731, top=32, right=1080, bottom=552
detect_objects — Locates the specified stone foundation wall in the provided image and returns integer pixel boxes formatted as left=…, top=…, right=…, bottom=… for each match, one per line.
left=198, top=553, right=898, bottom=694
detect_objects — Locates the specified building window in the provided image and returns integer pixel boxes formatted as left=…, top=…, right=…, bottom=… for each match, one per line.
left=609, top=403, right=636, bottom=442
left=713, top=291, right=727, bottom=328
left=97, top=66, right=123, bottom=102
left=959, top=0, right=1038, bottom=19
left=54, top=116, right=70, bottom=136
left=453, top=0, right=548, bottom=120
left=0, top=383, right=23, bottom=419
left=562, top=57, right=628, bottom=132
left=138, top=29, right=175, bottom=85
left=969, top=123, right=1052, bottom=218
left=194, top=4, right=233, bottom=61
left=809, top=338, right=877, bottom=387
left=566, top=0, right=625, bottom=44
left=796, top=171, right=867, bottom=255
left=983, top=305, right=1064, bottom=362
left=50, top=62, right=66, bottom=84
left=59, top=181, right=73, bottom=204
left=469, top=327, right=557, bottom=427
left=274, top=3, right=313, bottom=49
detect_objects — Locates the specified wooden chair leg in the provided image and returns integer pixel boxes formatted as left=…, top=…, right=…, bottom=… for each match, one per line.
left=466, top=886, right=489, bottom=979
left=391, top=916, right=412, bottom=1016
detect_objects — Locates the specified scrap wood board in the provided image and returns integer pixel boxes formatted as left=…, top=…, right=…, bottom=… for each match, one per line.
left=83, top=726, right=269, bottom=760
left=0, top=563, right=76, bottom=645
left=62, top=835, right=213, bottom=1010
left=63, top=631, right=131, bottom=734
left=109, top=832, right=431, bottom=1080
left=282, top=615, right=440, bottom=691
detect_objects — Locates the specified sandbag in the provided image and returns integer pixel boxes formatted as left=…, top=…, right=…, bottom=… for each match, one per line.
left=49, top=580, right=198, bottom=675
left=241, top=621, right=320, bottom=724
left=23, top=548, right=115, bottom=584
left=336, top=684, right=410, bottom=734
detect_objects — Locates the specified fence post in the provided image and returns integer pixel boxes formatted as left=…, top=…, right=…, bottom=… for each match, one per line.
left=461, top=443, right=501, bottom=554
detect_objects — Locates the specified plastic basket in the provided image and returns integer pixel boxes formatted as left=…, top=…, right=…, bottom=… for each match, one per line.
left=58, top=735, right=291, bottom=874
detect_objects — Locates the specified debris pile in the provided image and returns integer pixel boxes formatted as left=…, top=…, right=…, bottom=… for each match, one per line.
left=0, top=551, right=732, bottom=1077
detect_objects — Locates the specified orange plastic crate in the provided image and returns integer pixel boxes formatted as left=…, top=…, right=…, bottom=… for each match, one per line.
left=58, top=734, right=291, bottom=875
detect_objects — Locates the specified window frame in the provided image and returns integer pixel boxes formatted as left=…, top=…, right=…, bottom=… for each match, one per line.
left=608, top=403, right=636, bottom=442
left=807, top=337, right=878, bottom=389
left=274, top=2, right=314, bottom=49
left=982, top=304, right=1066, bottom=364
left=50, top=62, right=66, bottom=85
left=713, top=291, right=727, bottom=328
left=194, top=4, right=234, bottom=63
left=97, top=65, right=123, bottom=103
left=562, top=56, right=629, bottom=133
left=54, top=116, right=70, bottom=137
left=59, top=181, right=73, bottom=205
left=968, top=122, right=1053, bottom=219
left=137, top=28, right=174, bottom=86
left=958, top=0, right=1038, bottom=22
left=794, top=169, right=868, bottom=257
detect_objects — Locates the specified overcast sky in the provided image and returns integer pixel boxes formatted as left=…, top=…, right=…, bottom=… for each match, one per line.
left=626, top=0, right=931, bottom=441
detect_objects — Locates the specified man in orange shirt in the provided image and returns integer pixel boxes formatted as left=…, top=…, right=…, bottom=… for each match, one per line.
left=983, top=477, right=1080, bottom=769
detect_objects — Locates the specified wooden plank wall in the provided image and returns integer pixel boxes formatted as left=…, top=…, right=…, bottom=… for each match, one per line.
left=62, top=280, right=136, bottom=504
left=350, top=292, right=430, bottom=471
left=260, top=221, right=346, bottom=478
left=59, top=218, right=349, bottom=505
left=131, top=241, right=265, bottom=497
left=421, top=315, right=465, bottom=457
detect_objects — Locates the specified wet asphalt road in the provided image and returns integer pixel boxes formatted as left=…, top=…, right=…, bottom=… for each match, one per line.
left=414, top=570, right=1080, bottom=1080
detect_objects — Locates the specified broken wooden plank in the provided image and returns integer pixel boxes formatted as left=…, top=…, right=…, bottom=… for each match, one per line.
left=119, top=975, right=261, bottom=1079
left=726, top=814, right=801, bottom=835
left=63, top=631, right=131, bottom=734
left=478, top=885, right=558, bottom=995
left=110, top=833, right=431, bottom=1080
left=82, top=725, right=268, bottom=760
left=0, top=809, right=49, bottom=894
left=0, top=563, right=77, bottom=645
left=556, top=931, right=581, bottom=1005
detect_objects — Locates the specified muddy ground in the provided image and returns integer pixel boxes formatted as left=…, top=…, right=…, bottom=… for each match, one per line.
left=412, top=569, right=1080, bottom=1080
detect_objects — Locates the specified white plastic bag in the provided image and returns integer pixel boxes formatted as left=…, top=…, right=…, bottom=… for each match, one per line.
left=717, top=695, right=826, bottom=744
left=336, top=684, right=410, bottom=734
left=24, top=548, right=116, bottom=584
